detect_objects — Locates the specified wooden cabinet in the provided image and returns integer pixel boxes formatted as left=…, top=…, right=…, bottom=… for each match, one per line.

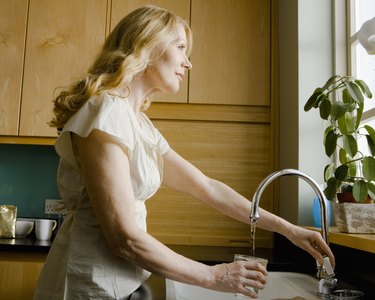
left=19, top=0, right=107, bottom=137
left=1, top=0, right=272, bottom=136
left=0, top=0, right=28, bottom=135
left=0, top=252, right=46, bottom=300
left=110, top=0, right=271, bottom=106
left=0, top=0, right=106, bottom=138
left=190, top=0, right=271, bottom=105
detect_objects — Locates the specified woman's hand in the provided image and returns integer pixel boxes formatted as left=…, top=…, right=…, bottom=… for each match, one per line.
left=206, top=261, right=268, bottom=298
left=255, top=209, right=336, bottom=272
left=287, top=225, right=335, bottom=268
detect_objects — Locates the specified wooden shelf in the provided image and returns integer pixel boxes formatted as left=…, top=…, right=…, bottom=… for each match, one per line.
left=307, top=227, right=375, bottom=254
left=0, top=136, right=56, bottom=145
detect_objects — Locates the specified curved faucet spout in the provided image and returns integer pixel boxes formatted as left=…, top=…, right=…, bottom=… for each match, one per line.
left=249, top=168, right=329, bottom=244
left=250, top=169, right=336, bottom=297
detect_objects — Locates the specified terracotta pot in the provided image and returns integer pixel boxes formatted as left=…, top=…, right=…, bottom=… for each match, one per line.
left=337, top=192, right=374, bottom=204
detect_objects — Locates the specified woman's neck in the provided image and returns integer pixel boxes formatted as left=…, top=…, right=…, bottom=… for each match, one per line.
left=124, top=75, right=155, bottom=115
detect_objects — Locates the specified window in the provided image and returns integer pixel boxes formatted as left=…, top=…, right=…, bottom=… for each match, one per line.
left=347, top=0, right=375, bottom=155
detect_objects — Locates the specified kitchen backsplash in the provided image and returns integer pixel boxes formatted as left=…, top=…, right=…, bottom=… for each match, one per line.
left=0, top=144, right=60, bottom=218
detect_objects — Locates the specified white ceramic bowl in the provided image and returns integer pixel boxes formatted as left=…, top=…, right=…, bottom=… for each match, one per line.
left=15, top=220, right=34, bottom=237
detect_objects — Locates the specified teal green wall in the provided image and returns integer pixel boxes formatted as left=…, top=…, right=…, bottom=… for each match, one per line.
left=0, top=144, right=60, bottom=218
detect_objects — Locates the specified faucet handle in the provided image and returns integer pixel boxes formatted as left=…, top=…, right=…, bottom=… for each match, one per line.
left=322, top=256, right=335, bottom=277
left=316, top=256, right=335, bottom=280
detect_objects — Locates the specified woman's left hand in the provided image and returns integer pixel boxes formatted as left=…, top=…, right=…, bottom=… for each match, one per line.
left=287, top=225, right=335, bottom=268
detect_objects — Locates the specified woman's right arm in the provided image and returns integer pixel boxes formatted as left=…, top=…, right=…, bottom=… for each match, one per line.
left=71, top=129, right=267, bottom=298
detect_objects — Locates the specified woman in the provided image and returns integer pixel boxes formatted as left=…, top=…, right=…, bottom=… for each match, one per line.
left=34, top=6, right=334, bottom=299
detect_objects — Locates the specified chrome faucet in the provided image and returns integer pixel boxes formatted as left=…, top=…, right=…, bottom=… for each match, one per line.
left=249, top=169, right=337, bottom=298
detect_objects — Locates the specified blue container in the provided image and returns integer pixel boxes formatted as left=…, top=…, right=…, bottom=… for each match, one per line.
left=312, top=196, right=332, bottom=227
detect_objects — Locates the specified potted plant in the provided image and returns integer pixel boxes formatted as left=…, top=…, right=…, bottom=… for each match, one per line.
left=304, top=75, right=375, bottom=233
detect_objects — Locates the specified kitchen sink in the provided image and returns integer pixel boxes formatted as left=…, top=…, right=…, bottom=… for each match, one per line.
left=166, top=271, right=320, bottom=300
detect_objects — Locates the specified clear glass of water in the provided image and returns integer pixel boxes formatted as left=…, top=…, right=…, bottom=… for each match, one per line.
left=234, top=254, right=268, bottom=299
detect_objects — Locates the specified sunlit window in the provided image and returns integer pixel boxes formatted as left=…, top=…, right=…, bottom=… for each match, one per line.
left=348, top=0, right=375, bottom=152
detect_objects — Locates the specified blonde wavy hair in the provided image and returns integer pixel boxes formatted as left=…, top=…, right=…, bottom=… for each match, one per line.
left=49, top=5, right=192, bottom=132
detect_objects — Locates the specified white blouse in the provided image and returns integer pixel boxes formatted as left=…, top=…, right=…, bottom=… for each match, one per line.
left=34, top=92, right=170, bottom=300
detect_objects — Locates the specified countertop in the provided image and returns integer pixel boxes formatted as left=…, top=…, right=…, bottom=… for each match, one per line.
left=0, top=237, right=51, bottom=252
left=307, top=227, right=375, bottom=253
left=3, top=227, right=374, bottom=254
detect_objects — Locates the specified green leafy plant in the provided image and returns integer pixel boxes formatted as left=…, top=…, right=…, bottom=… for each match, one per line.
left=304, top=75, right=375, bottom=202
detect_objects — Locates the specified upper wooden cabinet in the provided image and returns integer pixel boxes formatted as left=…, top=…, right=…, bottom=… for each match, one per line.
left=0, top=0, right=28, bottom=135
left=110, top=0, right=190, bottom=104
left=19, top=0, right=107, bottom=137
left=190, top=0, right=271, bottom=105
left=1, top=0, right=272, bottom=137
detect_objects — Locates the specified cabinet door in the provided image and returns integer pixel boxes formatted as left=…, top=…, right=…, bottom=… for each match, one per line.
left=0, top=252, right=46, bottom=300
left=190, top=0, right=271, bottom=105
left=110, top=0, right=190, bottom=103
left=19, top=0, right=107, bottom=137
left=0, top=0, right=28, bottom=135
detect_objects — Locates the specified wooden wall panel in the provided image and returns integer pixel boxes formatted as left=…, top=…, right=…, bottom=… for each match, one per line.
left=146, top=120, right=274, bottom=247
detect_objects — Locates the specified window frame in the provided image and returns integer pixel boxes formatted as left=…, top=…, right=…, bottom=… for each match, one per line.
left=334, top=0, right=375, bottom=157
